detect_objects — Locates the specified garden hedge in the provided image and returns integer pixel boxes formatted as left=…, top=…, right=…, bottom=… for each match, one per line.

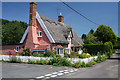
left=83, top=43, right=113, bottom=55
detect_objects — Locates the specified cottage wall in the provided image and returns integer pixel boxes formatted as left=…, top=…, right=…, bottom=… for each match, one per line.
left=0, top=45, right=24, bottom=54
left=36, top=19, right=51, bottom=45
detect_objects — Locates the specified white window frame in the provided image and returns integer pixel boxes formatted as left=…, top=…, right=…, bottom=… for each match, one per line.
left=16, top=46, right=20, bottom=52
left=65, top=48, right=70, bottom=54
left=58, top=48, right=64, bottom=55
left=38, top=31, right=42, bottom=37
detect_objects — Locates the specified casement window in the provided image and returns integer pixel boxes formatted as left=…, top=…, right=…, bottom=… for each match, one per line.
left=16, top=46, right=20, bottom=52
left=38, top=31, right=42, bottom=37
left=56, top=48, right=64, bottom=55
left=58, top=48, right=64, bottom=55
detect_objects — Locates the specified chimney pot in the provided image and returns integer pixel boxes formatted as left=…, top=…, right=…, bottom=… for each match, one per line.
left=58, top=12, right=64, bottom=23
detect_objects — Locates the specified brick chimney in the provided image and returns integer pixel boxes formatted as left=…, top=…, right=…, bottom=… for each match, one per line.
left=25, top=2, right=39, bottom=49
left=29, top=2, right=37, bottom=26
left=58, top=12, right=64, bottom=23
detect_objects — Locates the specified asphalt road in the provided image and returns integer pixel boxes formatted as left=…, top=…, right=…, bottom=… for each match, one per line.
left=57, top=53, right=119, bottom=78
left=2, top=62, right=74, bottom=78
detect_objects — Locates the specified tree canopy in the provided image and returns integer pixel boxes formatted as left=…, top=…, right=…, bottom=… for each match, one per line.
left=2, top=19, right=28, bottom=45
left=94, top=24, right=117, bottom=45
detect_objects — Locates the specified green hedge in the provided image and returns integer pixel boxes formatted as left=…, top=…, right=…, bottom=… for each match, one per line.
left=84, top=41, right=113, bottom=55
left=83, top=44, right=106, bottom=55
left=113, top=45, right=120, bottom=49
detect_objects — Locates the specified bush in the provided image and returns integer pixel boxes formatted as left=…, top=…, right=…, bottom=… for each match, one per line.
left=73, top=62, right=81, bottom=68
left=44, top=59, right=49, bottom=65
left=64, top=52, right=70, bottom=58
left=27, top=59, right=36, bottom=64
left=83, top=44, right=106, bottom=55
left=70, top=51, right=78, bottom=58
left=17, top=58, right=22, bottom=63
left=44, top=50, right=53, bottom=57
left=81, top=61, right=86, bottom=67
left=77, top=54, right=85, bottom=58
left=9, top=56, right=17, bottom=63
left=86, top=61, right=93, bottom=67
left=20, top=48, right=32, bottom=56
left=32, top=53, right=44, bottom=57
left=39, top=59, right=44, bottom=65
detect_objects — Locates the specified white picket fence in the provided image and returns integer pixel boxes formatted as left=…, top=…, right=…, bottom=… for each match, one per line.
left=0, top=55, right=98, bottom=63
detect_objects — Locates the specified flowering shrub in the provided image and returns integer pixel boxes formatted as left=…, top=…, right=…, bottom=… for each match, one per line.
left=73, top=62, right=81, bottom=68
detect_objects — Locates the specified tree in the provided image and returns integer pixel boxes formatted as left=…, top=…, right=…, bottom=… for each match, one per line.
left=84, top=33, right=102, bottom=44
left=94, top=24, right=117, bottom=45
left=89, top=29, right=94, bottom=34
left=82, top=34, right=86, bottom=40
left=2, top=19, right=28, bottom=45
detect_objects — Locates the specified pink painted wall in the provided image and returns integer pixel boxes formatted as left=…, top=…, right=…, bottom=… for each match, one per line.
left=36, top=19, right=51, bottom=46
left=0, top=45, right=23, bottom=54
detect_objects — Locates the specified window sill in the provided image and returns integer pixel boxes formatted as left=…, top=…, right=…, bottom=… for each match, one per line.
left=38, top=36, right=42, bottom=37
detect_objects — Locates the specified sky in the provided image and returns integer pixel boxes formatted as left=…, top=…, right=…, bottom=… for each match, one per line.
left=2, top=2, right=118, bottom=37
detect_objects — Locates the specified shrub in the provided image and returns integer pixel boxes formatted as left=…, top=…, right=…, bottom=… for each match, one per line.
left=73, top=62, right=81, bottom=68
left=81, top=61, right=86, bottom=67
left=21, top=48, right=32, bottom=56
left=64, top=52, right=70, bottom=58
left=32, top=53, right=44, bottom=57
left=27, top=59, right=36, bottom=64
left=44, top=59, right=49, bottom=65
left=92, top=61, right=97, bottom=65
left=44, top=50, right=53, bottom=57
left=17, top=58, right=22, bottom=63
left=53, top=63, right=58, bottom=66
left=86, top=61, right=93, bottom=67
left=39, top=59, right=44, bottom=65
left=9, top=56, right=17, bottom=63
left=83, top=44, right=109, bottom=55
left=77, top=54, right=85, bottom=58
left=96, top=53, right=102, bottom=63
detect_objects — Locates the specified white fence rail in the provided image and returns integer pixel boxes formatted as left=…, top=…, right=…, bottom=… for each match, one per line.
left=0, top=55, right=98, bottom=63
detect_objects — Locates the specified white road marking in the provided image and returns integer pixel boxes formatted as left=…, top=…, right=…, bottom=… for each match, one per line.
left=69, top=70, right=74, bottom=72
left=64, top=72, right=69, bottom=74
left=45, top=77, right=50, bottom=79
left=52, top=72, right=58, bottom=74
left=64, top=70, right=68, bottom=72
left=36, top=76, right=45, bottom=79
left=57, top=73, right=64, bottom=76
left=59, top=70, right=64, bottom=72
left=45, top=74, right=52, bottom=76
left=50, top=75, right=58, bottom=78
left=74, top=69, right=78, bottom=71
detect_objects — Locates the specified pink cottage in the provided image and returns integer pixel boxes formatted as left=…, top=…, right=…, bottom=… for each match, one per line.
left=1, top=2, right=84, bottom=56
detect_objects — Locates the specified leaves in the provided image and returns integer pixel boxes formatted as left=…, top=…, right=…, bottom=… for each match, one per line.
left=2, top=19, right=28, bottom=45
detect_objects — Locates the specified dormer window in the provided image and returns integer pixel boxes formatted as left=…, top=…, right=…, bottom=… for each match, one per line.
left=38, top=31, right=42, bottom=37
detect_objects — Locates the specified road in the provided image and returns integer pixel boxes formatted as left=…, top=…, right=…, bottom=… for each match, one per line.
left=57, top=53, right=119, bottom=79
